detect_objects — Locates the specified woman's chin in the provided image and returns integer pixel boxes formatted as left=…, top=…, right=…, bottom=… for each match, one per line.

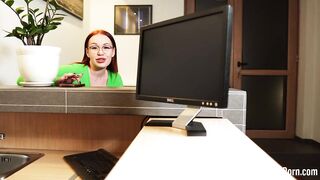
left=91, top=61, right=111, bottom=70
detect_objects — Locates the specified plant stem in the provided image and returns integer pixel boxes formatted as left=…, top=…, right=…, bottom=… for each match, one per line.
left=35, top=0, right=50, bottom=45
left=42, top=0, right=50, bottom=26
left=21, top=39, right=26, bottom=45
left=26, top=0, right=29, bottom=24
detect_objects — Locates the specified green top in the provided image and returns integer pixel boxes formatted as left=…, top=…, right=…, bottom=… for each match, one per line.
left=17, top=63, right=123, bottom=87
left=56, top=64, right=123, bottom=87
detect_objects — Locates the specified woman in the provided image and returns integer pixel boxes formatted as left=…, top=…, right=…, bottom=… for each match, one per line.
left=56, top=29, right=123, bottom=87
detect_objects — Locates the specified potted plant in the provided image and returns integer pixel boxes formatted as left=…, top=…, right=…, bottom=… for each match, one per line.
left=1, top=0, right=65, bottom=85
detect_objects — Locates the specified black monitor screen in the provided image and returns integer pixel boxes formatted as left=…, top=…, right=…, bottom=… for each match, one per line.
left=136, top=5, right=232, bottom=108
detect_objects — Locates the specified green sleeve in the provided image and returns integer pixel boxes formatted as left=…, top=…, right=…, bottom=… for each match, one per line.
left=16, top=76, right=24, bottom=86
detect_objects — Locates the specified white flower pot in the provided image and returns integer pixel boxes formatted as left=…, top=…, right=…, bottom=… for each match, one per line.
left=17, top=46, right=61, bottom=83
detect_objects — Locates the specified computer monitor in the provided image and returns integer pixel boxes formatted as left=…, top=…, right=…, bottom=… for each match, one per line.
left=136, top=5, right=233, bottom=136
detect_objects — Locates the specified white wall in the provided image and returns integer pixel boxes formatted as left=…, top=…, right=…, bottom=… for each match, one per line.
left=0, top=0, right=183, bottom=85
left=0, top=0, right=25, bottom=85
left=86, top=0, right=184, bottom=85
left=296, top=0, right=320, bottom=143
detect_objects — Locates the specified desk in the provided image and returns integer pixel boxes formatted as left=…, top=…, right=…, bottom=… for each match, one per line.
left=106, top=118, right=294, bottom=180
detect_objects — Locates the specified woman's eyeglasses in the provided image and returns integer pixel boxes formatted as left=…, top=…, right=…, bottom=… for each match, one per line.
left=88, top=45, right=113, bottom=53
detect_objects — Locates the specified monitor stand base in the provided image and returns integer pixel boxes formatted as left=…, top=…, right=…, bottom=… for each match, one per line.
left=145, top=120, right=206, bottom=136
left=186, top=121, right=207, bottom=136
left=145, top=120, right=173, bottom=127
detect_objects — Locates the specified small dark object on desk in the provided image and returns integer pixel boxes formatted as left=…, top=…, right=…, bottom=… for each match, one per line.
left=64, top=149, right=118, bottom=180
left=56, top=73, right=83, bottom=87
left=59, top=83, right=85, bottom=87
left=145, top=120, right=207, bottom=136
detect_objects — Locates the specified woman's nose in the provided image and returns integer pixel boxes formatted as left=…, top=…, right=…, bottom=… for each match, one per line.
left=97, top=48, right=105, bottom=55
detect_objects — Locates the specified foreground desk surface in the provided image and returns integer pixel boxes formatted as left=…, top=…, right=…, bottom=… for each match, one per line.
left=2, top=149, right=80, bottom=180
left=106, top=118, right=294, bottom=180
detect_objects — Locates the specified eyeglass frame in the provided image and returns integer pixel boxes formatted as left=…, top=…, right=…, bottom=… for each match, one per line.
left=87, top=45, right=114, bottom=53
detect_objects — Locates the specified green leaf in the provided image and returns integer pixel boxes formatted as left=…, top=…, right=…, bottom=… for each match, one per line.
left=5, top=33, right=15, bottom=38
left=46, top=25, right=57, bottom=31
left=23, top=23, right=32, bottom=30
left=50, top=22, right=61, bottom=26
left=33, top=8, right=39, bottom=13
left=5, top=0, right=14, bottom=7
left=15, top=27, right=26, bottom=35
left=4, top=30, right=14, bottom=37
left=29, top=27, right=42, bottom=36
left=21, top=14, right=28, bottom=20
left=15, top=7, right=24, bottom=15
left=28, top=8, right=37, bottom=16
left=36, top=12, right=43, bottom=17
left=55, top=13, right=66, bottom=16
left=20, top=20, right=29, bottom=27
left=28, top=14, right=35, bottom=26
left=50, top=17, right=64, bottom=22
left=48, top=0, right=59, bottom=9
left=2, top=0, right=65, bottom=45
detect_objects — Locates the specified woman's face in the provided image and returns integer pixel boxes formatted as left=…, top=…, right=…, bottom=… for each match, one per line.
left=86, top=34, right=115, bottom=71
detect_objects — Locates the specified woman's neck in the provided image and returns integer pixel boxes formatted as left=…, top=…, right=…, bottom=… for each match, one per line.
left=89, top=68, right=108, bottom=87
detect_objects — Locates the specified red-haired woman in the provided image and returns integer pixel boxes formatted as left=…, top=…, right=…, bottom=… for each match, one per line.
left=56, top=29, right=123, bottom=87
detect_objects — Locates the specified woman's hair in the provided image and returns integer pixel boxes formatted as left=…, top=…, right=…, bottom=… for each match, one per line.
left=81, top=29, right=118, bottom=72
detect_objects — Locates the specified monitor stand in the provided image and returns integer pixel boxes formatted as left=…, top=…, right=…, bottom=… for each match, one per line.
left=145, top=106, right=206, bottom=136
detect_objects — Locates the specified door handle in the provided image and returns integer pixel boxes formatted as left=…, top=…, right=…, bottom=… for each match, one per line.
left=237, top=61, right=248, bottom=67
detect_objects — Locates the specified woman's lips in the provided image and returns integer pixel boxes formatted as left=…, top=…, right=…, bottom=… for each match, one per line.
left=96, top=58, right=106, bottom=63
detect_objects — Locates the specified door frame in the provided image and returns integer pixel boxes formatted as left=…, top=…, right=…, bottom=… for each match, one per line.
left=184, top=0, right=299, bottom=138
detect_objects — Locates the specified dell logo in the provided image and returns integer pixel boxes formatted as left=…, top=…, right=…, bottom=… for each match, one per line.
left=167, top=98, right=174, bottom=103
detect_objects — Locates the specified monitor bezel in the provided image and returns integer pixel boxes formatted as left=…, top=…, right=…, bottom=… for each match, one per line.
left=136, top=5, right=233, bottom=108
